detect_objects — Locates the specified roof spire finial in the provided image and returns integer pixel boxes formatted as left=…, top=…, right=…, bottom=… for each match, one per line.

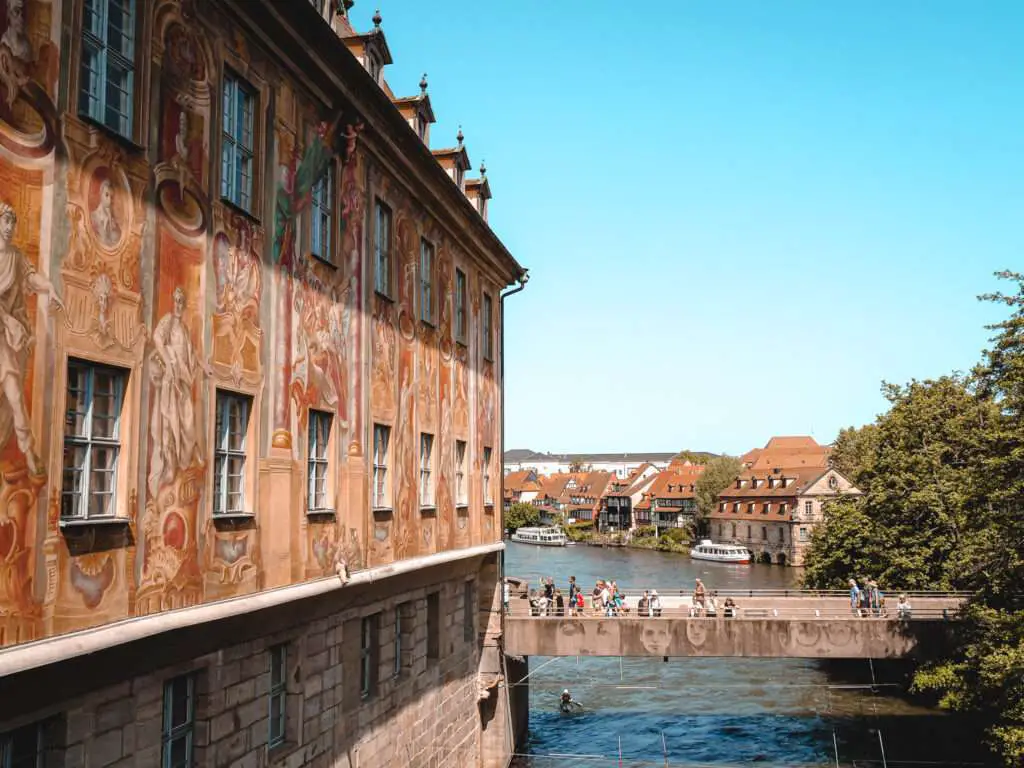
left=480, top=158, right=487, bottom=176
left=419, top=73, right=428, bottom=94
left=457, top=125, right=464, bottom=147
left=372, top=7, right=382, bottom=29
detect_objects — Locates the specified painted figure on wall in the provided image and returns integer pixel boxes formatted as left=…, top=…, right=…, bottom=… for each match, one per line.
left=213, top=223, right=259, bottom=318
left=0, top=201, right=63, bottom=475
left=1, top=0, right=31, bottom=64
left=90, top=178, right=122, bottom=248
left=148, top=286, right=210, bottom=496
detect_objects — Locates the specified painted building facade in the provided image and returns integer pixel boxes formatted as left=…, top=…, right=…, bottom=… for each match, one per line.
left=0, top=0, right=524, bottom=766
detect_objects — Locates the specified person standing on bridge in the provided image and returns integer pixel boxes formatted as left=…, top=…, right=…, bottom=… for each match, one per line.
left=694, top=578, right=707, bottom=612
left=896, top=594, right=912, bottom=620
left=650, top=589, right=662, bottom=617
left=849, top=579, right=862, bottom=618
left=568, top=576, right=578, bottom=613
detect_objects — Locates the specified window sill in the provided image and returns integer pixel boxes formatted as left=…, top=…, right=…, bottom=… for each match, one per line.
left=374, top=290, right=395, bottom=304
left=59, top=517, right=130, bottom=530
left=310, top=252, right=338, bottom=271
left=212, top=512, right=256, bottom=522
left=419, top=505, right=437, bottom=516
left=455, top=338, right=467, bottom=348
left=77, top=112, right=145, bottom=153
left=455, top=504, right=469, bottom=513
left=220, top=197, right=261, bottom=225
left=484, top=502, right=495, bottom=512
left=372, top=506, right=394, bottom=518
left=483, top=355, right=494, bottom=363
left=307, top=508, right=337, bottom=519
left=267, top=739, right=298, bottom=764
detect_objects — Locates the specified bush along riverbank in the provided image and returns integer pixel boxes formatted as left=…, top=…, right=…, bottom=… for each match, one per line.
left=566, top=522, right=691, bottom=554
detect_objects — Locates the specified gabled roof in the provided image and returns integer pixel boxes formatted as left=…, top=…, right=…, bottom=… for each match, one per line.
left=717, top=466, right=857, bottom=500
left=648, top=465, right=706, bottom=499
left=504, top=469, right=541, bottom=494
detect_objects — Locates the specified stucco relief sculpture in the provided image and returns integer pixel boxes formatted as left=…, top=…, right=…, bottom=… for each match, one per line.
left=0, top=201, right=62, bottom=476
left=0, top=0, right=31, bottom=107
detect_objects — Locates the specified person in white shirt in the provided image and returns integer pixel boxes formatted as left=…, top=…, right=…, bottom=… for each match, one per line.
left=600, top=583, right=612, bottom=616
left=896, top=594, right=912, bottom=620
left=649, top=590, right=662, bottom=617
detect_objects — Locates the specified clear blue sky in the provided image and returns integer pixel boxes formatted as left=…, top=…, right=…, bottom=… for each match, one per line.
left=353, top=1, right=1023, bottom=455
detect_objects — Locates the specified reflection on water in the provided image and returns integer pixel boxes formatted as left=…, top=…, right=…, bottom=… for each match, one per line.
left=505, top=541, right=993, bottom=767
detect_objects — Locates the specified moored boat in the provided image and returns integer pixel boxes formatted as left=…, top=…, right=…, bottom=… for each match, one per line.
left=510, top=526, right=568, bottom=547
left=689, top=539, right=751, bottom=564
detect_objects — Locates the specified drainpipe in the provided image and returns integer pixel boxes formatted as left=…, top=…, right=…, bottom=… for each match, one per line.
left=499, top=269, right=529, bottom=551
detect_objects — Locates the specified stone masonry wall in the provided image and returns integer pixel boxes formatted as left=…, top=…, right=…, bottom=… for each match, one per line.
left=0, top=555, right=504, bottom=768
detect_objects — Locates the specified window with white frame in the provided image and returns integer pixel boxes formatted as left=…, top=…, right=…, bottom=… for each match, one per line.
left=419, top=433, right=434, bottom=507
left=310, top=164, right=333, bottom=262
left=307, top=410, right=331, bottom=513
left=268, top=644, right=287, bottom=748
left=373, top=200, right=392, bottom=296
left=779, top=503, right=788, bottom=515
left=419, top=238, right=434, bottom=324
left=482, top=292, right=493, bottom=360
left=799, top=527, right=809, bottom=541
left=0, top=719, right=50, bottom=768
left=62, top=360, right=125, bottom=521
left=764, top=502, right=772, bottom=514
left=482, top=446, right=493, bottom=504
left=372, top=424, right=391, bottom=509
left=455, top=440, right=467, bottom=506
left=79, top=0, right=136, bottom=138
left=455, top=268, right=467, bottom=343
left=213, top=391, right=251, bottom=516
left=733, top=502, right=740, bottom=513
left=162, top=674, right=195, bottom=768
left=804, top=500, right=813, bottom=517
left=221, top=72, right=256, bottom=212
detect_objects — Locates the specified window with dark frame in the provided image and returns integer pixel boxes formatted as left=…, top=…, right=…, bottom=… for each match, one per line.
left=419, top=239, right=434, bottom=323
left=214, top=391, right=251, bottom=516
left=62, top=360, right=125, bottom=521
left=162, top=674, right=195, bottom=768
left=372, top=424, right=390, bottom=509
left=79, top=0, right=136, bottom=138
left=310, top=164, right=333, bottom=262
left=221, top=72, right=256, bottom=212
left=483, top=446, right=493, bottom=504
left=455, top=440, right=467, bottom=506
left=455, top=268, right=467, bottom=343
left=482, top=292, right=493, bottom=360
left=463, top=580, right=475, bottom=643
left=307, top=410, right=332, bottom=513
left=360, top=614, right=379, bottom=699
left=374, top=200, right=392, bottom=296
left=419, top=433, right=434, bottom=507
left=268, top=644, right=287, bottom=748
left=426, top=592, right=440, bottom=660
left=0, top=719, right=49, bottom=768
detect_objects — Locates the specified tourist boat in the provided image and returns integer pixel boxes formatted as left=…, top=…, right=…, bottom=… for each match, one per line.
left=510, top=526, right=569, bottom=547
left=688, top=539, right=751, bottom=564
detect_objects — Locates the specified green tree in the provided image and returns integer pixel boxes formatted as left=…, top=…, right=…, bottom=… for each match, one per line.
left=504, top=502, right=540, bottom=532
left=830, top=423, right=880, bottom=488
left=694, top=455, right=743, bottom=531
left=804, top=375, right=994, bottom=590
left=912, top=271, right=1024, bottom=765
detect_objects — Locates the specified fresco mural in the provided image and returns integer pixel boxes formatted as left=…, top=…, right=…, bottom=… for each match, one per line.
left=0, top=0, right=507, bottom=649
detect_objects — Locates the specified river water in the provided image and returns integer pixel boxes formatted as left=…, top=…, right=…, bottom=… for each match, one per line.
left=505, top=541, right=992, bottom=768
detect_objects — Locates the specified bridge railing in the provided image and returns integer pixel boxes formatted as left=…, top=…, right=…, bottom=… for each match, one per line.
left=607, top=588, right=971, bottom=600
left=507, top=603, right=962, bottom=620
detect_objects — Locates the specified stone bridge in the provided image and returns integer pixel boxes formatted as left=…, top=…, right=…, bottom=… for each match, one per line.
left=504, top=586, right=968, bottom=659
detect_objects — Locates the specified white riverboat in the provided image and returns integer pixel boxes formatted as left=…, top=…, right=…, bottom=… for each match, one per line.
left=510, top=526, right=569, bottom=547
left=689, top=539, right=751, bottom=564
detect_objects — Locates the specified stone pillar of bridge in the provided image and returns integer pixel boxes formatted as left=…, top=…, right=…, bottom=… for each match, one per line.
left=505, top=655, right=529, bottom=755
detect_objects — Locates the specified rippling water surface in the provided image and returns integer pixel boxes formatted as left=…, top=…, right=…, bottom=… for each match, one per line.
left=505, top=541, right=992, bottom=768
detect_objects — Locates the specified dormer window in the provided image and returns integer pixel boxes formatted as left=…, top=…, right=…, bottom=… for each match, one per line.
left=366, top=52, right=381, bottom=83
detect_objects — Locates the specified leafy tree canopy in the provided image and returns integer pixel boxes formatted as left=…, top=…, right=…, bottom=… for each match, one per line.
left=505, top=502, right=540, bottom=531
left=694, top=455, right=744, bottom=523
left=803, top=271, right=1024, bottom=764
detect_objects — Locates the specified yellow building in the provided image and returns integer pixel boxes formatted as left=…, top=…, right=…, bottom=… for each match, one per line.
left=0, top=0, right=525, bottom=765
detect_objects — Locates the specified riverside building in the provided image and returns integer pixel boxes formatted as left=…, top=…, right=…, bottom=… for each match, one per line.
left=0, top=1, right=525, bottom=766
